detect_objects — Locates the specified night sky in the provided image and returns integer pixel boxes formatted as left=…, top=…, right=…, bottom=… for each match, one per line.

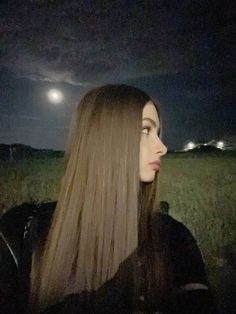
left=0, top=0, right=235, bottom=150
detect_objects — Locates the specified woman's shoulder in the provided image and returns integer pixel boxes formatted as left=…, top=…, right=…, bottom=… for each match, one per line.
left=0, top=201, right=57, bottom=267
left=153, top=212, right=208, bottom=287
left=152, top=211, right=195, bottom=242
left=0, top=201, right=56, bottom=237
left=0, top=201, right=57, bottom=313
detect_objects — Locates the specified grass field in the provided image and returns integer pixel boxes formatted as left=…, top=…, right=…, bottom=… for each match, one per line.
left=159, top=152, right=236, bottom=313
left=0, top=151, right=235, bottom=313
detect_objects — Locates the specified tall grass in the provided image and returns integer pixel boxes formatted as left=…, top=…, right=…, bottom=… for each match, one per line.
left=0, top=158, right=65, bottom=214
left=159, top=154, right=236, bottom=259
left=0, top=152, right=235, bottom=312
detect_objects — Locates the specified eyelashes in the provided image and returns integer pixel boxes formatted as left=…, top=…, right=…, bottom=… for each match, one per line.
left=142, top=126, right=160, bottom=136
left=142, top=126, right=151, bottom=135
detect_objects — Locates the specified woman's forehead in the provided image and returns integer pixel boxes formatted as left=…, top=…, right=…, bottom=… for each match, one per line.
left=142, top=101, right=159, bottom=121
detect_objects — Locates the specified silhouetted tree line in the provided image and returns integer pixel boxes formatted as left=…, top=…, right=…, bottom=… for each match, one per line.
left=0, top=144, right=64, bottom=160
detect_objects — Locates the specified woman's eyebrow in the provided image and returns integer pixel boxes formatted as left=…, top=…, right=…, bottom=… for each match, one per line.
left=142, top=117, right=157, bottom=127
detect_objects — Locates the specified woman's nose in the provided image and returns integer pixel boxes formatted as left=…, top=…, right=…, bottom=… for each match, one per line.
left=157, top=139, right=167, bottom=157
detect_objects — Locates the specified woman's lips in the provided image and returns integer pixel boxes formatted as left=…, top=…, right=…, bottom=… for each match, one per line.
left=150, top=163, right=160, bottom=171
left=149, top=161, right=160, bottom=171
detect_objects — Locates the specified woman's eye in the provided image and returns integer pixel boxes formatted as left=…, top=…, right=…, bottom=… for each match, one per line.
left=142, top=127, right=151, bottom=135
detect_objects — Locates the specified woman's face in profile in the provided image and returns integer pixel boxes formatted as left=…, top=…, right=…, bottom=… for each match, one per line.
left=139, top=101, right=167, bottom=182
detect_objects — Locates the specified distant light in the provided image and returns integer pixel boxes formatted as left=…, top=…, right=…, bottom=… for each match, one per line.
left=47, top=89, right=64, bottom=104
left=216, top=141, right=224, bottom=149
left=204, top=143, right=207, bottom=146
left=185, top=141, right=195, bottom=151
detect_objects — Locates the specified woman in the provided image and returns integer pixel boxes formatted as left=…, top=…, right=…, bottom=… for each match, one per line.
left=0, top=85, right=217, bottom=313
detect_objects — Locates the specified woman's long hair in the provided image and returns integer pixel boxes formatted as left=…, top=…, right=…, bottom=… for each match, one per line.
left=29, top=85, right=171, bottom=311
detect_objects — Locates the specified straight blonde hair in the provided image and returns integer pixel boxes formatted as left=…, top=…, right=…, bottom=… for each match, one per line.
left=29, top=85, right=168, bottom=312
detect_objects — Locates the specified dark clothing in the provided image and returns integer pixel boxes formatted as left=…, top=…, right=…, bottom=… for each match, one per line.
left=0, top=202, right=217, bottom=313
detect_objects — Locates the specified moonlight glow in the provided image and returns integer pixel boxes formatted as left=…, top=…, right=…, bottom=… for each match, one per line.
left=216, top=141, right=224, bottom=149
left=184, top=141, right=196, bottom=151
left=47, top=89, right=64, bottom=104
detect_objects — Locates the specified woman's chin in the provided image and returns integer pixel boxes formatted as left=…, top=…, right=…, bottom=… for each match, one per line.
left=139, top=172, right=155, bottom=182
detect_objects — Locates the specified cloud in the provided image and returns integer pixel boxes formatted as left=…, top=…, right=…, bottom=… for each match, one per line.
left=0, top=47, right=91, bottom=86
left=0, top=1, right=188, bottom=86
left=0, top=1, right=233, bottom=89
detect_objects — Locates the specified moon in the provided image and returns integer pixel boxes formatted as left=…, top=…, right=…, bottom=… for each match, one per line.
left=47, top=89, right=64, bottom=104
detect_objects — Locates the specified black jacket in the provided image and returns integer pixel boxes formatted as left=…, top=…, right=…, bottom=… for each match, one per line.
left=0, top=202, right=218, bottom=313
